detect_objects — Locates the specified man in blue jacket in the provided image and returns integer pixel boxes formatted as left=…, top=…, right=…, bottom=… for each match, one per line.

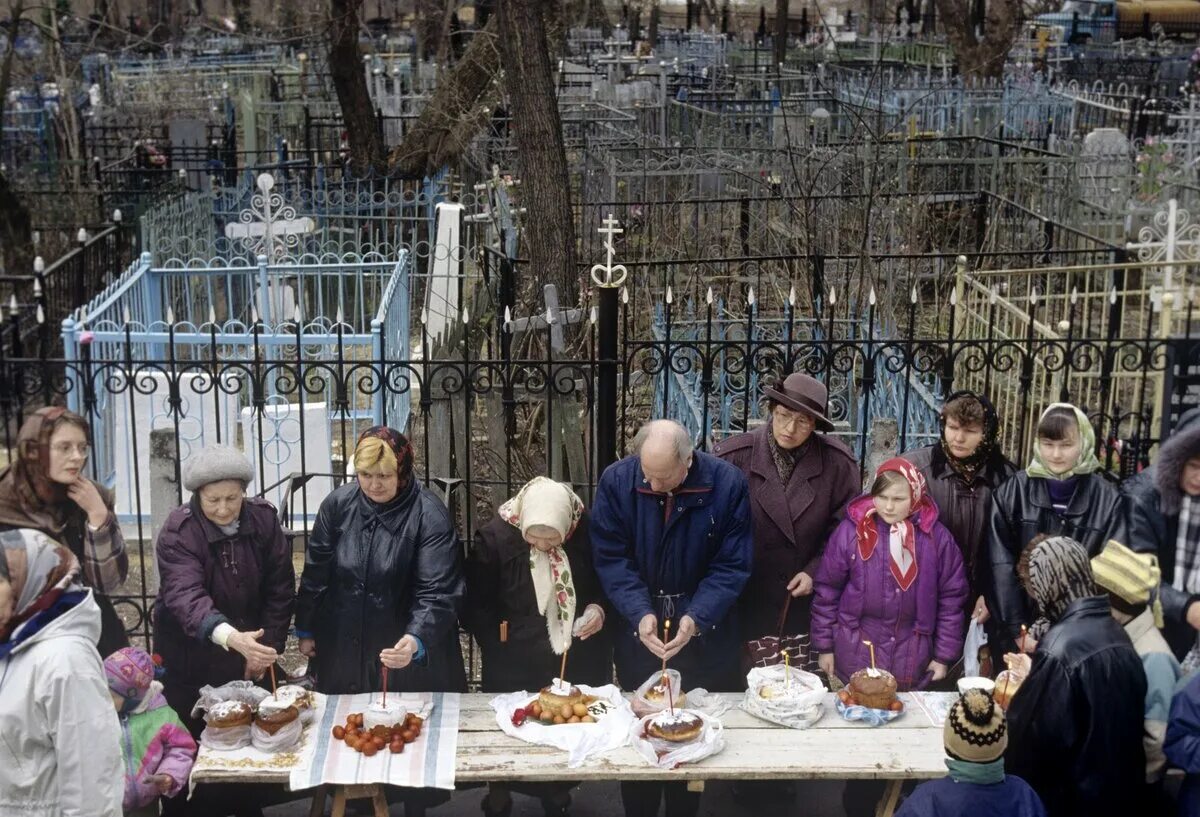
left=592, top=419, right=752, bottom=817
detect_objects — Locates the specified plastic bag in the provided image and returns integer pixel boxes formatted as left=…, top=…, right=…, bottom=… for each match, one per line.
left=191, top=680, right=270, bottom=719
left=963, top=619, right=988, bottom=678
left=628, top=710, right=725, bottom=769
left=740, top=665, right=825, bottom=729
left=199, top=722, right=252, bottom=751
left=250, top=716, right=302, bottom=753
left=631, top=670, right=686, bottom=717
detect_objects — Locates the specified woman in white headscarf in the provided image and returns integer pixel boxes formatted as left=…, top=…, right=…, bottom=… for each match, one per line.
left=466, top=476, right=611, bottom=817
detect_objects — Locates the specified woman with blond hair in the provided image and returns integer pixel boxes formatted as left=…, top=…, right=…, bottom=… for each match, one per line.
left=296, top=427, right=466, bottom=694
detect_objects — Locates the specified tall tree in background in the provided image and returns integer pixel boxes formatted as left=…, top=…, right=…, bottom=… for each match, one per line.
left=329, top=0, right=386, bottom=174
left=497, top=0, right=579, bottom=302
left=933, top=0, right=1020, bottom=79
left=0, top=0, right=32, bottom=275
left=773, top=0, right=788, bottom=64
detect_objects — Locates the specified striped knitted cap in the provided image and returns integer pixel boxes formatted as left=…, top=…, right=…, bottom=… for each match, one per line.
left=1092, top=539, right=1164, bottom=627
left=944, top=688, right=1007, bottom=763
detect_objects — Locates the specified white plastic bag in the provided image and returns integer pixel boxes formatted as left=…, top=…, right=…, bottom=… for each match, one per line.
left=629, top=710, right=725, bottom=769
left=199, top=722, right=252, bottom=751
left=250, top=716, right=303, bottom=753
left=489, top=684, right=636, bottom=768
left=964, top=619, right=988, bottom=678
left=191, top=680, right=270, bottom=719
left=740, top=665, right=825, bottom=729
left=631, top=670, right=686, bottom=717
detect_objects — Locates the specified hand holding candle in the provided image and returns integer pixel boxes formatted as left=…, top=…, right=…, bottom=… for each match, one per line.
left=661, top=619, right=671, bottom=673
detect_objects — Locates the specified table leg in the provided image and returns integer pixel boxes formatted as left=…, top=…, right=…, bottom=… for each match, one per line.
left=371, top=787, right=389, bottom=817
left=331, top=787, right=347, bottom=817
left=686, top=780, right=706, bottom=794
left=308, top=785, right=328, bottom=817
left=874, top=779, right=903, bottom=817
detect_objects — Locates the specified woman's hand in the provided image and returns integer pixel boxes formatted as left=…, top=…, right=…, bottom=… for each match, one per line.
left=227, top=628, right=278, bottom=675
left=927, top=660, right=948, bottom=682
left=298, top=637, right=317, bottom=658
left=971, top=596, right=990, bottom=624
left=380, top=634, right=419, bottom=669
left=787, top=571, right=814, bottom=597
left=572, top=605, right=604, bottom=640
left=818, top=652, right=836, bottom=679
left=147, top=774, right=175, bottom=794
left=1004, top=652, right=1032, bottom=676
left=67, top=477, right=109, bottom=529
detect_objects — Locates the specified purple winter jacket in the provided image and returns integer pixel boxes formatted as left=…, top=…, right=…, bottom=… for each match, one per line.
left=810, top=494, right=969, bottom=689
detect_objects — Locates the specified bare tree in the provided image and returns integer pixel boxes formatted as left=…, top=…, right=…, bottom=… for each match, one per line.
left=328, top=0, right=386, bottom=174
left=933, top=0, right=1022, bottom=79
left=497, top=0, right=579, bottom=301
left=0, top=0, right=32, bottom=274
left=773, top=0, right=788, bottom=65
left=388, top=15, right=501, bottom=177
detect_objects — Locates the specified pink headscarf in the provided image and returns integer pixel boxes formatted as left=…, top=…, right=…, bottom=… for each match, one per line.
left=856, top=457, right=937, bottom=592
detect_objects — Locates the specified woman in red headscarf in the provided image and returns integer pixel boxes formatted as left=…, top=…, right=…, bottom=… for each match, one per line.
left=0, top=407, right=128, bottom=655
left=295, top=427, right=466, bottom=695
left=811, top=457, right=969, bottom=690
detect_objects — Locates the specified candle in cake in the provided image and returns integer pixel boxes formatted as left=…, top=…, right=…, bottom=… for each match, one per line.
left=559, top=648, right=569, bottom=687
left=661, top=619, right=671, bottom=676
left=269, top=664, right=278, bottom=697
left=863, top=640, right=880, bottom=678
left=784, top=650, right=791, bottom=690
left=381, top=666, right=389, bottom=707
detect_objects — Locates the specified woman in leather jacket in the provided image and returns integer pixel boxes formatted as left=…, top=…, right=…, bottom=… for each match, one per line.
left=985, top=404, right=1128, bottom=657
left=295, top=427, right=466, bottom=695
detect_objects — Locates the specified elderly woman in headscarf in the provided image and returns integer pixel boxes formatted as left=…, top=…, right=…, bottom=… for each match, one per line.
left=0, top=528, right=124, bottom=817
left=985, top=403, right=1130, bottom=657
left=0, top=407, right=128, bottom=656
left=903, top=391, right=1016, bottom=627
left=295, top=426, right=466, bottom=695
left=1003, top=535, right=1145, bottom=817
left=466, top=476, right=610, bottom=817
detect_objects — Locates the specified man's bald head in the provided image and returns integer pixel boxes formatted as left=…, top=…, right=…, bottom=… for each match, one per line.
left=633, top=420, right=694, bottom=493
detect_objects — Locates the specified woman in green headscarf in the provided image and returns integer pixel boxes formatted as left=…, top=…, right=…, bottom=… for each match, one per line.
left=984, top=403, right=1129, bottom=658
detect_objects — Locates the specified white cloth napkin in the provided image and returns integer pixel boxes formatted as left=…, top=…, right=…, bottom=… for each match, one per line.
left=489, top=684, right=636, bottom=768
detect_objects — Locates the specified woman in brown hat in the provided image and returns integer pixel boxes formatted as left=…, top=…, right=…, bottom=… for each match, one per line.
left=713, top=372, right=860, bottom=675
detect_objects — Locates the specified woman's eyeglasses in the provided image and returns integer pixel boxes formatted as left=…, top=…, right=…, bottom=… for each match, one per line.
left=51, top=443, right=90, bottom=456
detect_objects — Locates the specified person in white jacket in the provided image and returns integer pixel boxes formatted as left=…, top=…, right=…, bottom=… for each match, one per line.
left=0, top=527, right=123, bottom=817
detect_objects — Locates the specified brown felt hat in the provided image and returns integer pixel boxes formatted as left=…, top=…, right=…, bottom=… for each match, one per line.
left=763, top=373, right=834, bottom=432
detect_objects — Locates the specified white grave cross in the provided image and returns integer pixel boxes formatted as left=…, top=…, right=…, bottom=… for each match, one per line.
left=224, top=173, right=316, bottom=260
left=1127, top=198, right=1200, bottom=293
left=590, top=213, right=628, bottom=288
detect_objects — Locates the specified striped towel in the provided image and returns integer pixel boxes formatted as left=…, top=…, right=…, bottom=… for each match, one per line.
left=290, top=692, right=460, bottom=791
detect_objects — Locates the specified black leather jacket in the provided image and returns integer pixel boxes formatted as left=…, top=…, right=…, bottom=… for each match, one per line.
left=295, top=480, right=466, bottom=694
left=1005, top=596, right=1146, bottom=817
left=985, top=471, right=1129, bottom=654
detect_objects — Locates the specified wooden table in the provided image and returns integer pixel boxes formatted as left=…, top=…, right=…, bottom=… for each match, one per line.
left=193, top=691, right=953, bottom=817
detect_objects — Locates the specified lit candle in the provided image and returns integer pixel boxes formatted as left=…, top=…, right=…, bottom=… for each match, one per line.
left=863, top=640, right=877, bottom=671
left=784, top=651, right=791, bottom=690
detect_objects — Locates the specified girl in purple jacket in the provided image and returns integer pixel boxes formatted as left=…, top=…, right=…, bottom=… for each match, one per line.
left=813, top=457, right=969, bottom=689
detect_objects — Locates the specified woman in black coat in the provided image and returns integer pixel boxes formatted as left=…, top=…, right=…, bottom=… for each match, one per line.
left=295, top=427, right=466, bottom=695
left=985, top=403, right=1128, bottom=656
left=466, top=476, right=611, bottom=817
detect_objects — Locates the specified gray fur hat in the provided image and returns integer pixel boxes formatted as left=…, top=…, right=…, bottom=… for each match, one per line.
left=183, top=445, right=255, bottom=492
left=1155, top=407, right=1200, bottom=515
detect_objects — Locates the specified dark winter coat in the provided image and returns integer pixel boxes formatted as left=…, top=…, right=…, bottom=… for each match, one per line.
left=903, top=444, right=1017, bottom=608
left=294, top=480, right=466, bottom=695
left=985, top=471, right=1129, bottom=655
left=465, top=512, right=612, bottom=692
left=1164, top=672, right=1200, bottom=817
left=152, top=495, right=295, bottom=705
left=1004, top=596, right=1147, bottom=817
left=590, top=451, right=753, bottom=691
left=1123, top=406, right=1200, bottom=658
left=895, top=775, right=1047, bottom=817
left=712, top=425, right=860, bottom=640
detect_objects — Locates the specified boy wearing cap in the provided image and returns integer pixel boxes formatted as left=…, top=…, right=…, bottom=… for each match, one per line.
left=1091, top=540, right=1183, bottom=787
left=896, top=688, right=1046, bottom=817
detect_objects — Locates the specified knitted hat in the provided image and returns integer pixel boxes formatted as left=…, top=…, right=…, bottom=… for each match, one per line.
left=944, top=688, right=1008, bottom=763
left=182, top=445, right=255, bottom=492
left=104, top=647, right=155, bottom=706
left=1092, top=539, right=1164, bottom=627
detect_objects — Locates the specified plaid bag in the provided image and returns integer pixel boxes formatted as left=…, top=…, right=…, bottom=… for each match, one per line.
left=743, top=595, right=811, bottom=670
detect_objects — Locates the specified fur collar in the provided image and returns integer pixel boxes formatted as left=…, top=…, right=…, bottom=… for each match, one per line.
left=1155, top=408, right=1200, bottom=515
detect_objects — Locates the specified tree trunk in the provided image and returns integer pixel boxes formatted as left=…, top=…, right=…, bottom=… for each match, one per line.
left=388, top=14, right=502, bottom=177
left=497, top=0, right=579, bottom=303
left=585, top=0, right=612, bottom=34
left=773, top=0, right=788, bottom=65
left=933, top=0, right=1020, bottom=79
left=231, top=0, right=251, bottom=29
left=329, top=0, right=386, bottom=175
left=416, top=0, right=445, bottom=61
